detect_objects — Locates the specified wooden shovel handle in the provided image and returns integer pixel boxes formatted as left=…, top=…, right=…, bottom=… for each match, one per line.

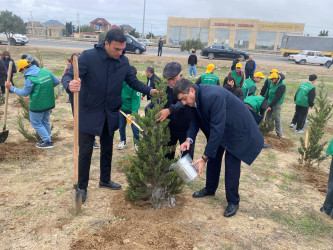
left=119, top=110, right=143, bottom=132
left=73, top=56, right=79, bottom=184
left=263, top=109, right=269, bottom=121
left=3, top=61, right=13, bottom=130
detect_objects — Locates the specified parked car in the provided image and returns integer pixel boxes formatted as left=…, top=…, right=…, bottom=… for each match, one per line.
left=125, top=34, right=146, bottom=54
left=138, top=39, right=153, bottom=46
left=201, top=44, right=249, bottom=60
left=0, top=33, right=28, bottom=45
left=288, top=50, right=332, bottom=67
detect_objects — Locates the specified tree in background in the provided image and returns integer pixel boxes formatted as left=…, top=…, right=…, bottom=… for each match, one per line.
left=146, top=32, right=155, bottom=39
left=129, top=28, right=140, bottom=38
left=298, top=81, right=333, bottom=167
left=180, top=39, right=204, bottom=54
left=0, top=10, right=26, bottom=49
left=62, top=22, right=75, bottom=37
left=318, top=30, right=329, bottom=36
left=76, top=24, right=94, bottom=33
left=124, top=83, right=183, bottom=209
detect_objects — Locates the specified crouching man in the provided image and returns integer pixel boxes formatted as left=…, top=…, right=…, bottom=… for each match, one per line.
left=174, top=78, right=264, bottom=217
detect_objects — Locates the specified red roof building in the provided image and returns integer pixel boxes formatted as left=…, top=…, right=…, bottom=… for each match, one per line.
left=90, top=18, right=112, bottom=32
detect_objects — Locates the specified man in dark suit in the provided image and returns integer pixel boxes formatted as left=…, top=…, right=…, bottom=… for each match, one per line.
left=67, top=29, right=158, bottom=203
left=144, top=66, right=161, bottom=115
left=174, top=78, right=264, bottom=217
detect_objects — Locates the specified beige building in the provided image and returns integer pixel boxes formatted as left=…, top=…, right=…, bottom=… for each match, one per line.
left=167, top=17, right=305, bottom=51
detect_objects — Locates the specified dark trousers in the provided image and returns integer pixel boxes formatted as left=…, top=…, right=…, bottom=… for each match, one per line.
left=1, top=86, right=5, bottom=95
left=205, top=146, right=241, bottom=205
left=321, top=157, right=333, bottom=217
left=144, top=102, right=154, bottom=116
left=291, top=105, right=309, bottom=130
left=78, top=120, right=114, bottom=190
left=158, top=47, right=162, bottom=56
left=245, top=72, right=253, bottom=79
left=165, top=126, right=194, bottom=160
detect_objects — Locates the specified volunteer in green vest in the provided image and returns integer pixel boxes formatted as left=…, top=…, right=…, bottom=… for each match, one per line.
left=264, top=72, right=287, bottom=139
left=117, top=66, right=141, bottom=151
left=195, top=63, right=220, bottom=85
left=228, top=62, right=245, bottom=87
left=241, top=72, right=265, bottom=97
left=320, top=138, right=333, bottom=219
left=5, top=59, right=60, bottom=148
left=244, top=96, right=265, bottom=115
left=290, top=74, right=317, bottom=133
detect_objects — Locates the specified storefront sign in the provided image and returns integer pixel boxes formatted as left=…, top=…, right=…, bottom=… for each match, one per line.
left=214, top=23, right=254, bottom=28
left=261, top=24, right=301, bottom=29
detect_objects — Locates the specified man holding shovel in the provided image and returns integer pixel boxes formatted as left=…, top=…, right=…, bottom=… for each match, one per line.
left=5, top=59, right=60, bottom=148
left=67, top=29, right=158, bottom=203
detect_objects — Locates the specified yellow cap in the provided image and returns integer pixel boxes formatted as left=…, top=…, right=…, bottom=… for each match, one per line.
left=254, top=72, right=265, bottom=78
left=17, top=59, right=29, bottom=72
left=236, top=63, right=242, bottom=68
left=268, top=72, right=279, bottom=79
left=206, top=64, right=215, bottom=73
left=270, top=68, right=278, bottom=73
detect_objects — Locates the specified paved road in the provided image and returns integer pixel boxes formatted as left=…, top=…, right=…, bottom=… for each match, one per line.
left=28, top=39, right=287, bottom=62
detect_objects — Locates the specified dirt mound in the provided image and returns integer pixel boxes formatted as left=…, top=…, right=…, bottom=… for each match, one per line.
left=0, top=141, right=40, bottom=162
left=71, top=192, right=197, bottom=250
left=264, top=134, right=294, bottom=152
left=295, top=164, right=329, bottom=193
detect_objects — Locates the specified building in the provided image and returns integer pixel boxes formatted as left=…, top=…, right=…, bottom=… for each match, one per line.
left=167, top=17, right=305, bottom=51
left=90, top=18, right=111, bottom=33
left=26, top=21, right=46, bottom=36
left=43, top=20, right=65, bottom=37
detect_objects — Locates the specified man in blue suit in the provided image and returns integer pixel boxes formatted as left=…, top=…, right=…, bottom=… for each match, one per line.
left=67, top=29, right=158, bottom=203
left=174, top=78, right=264, bottom=217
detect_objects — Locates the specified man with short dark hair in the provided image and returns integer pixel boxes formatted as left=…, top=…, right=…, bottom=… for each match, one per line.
left=290, top=74, right=317, bottom=133
left=158, top=38, right=163, bottom=56
left=174, top=78, right=263, bottom=217
left=188, top=50, right=197, bottom=78
left=144, top=66, right=161, bottom=115
left=245, top=55, right=256, bottom=79
left=66, top=29, right=158, bottom=203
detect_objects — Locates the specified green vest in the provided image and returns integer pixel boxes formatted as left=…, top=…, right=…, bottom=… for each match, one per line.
left=295, top=82, right=314, bottom=108
left=327, top=139, right=333, bottom=155
left=200, top=73, right=219, bottom=85
left=267, top=79, right=286, bottom=105
left=244, top=96, right=265, bottom=113
left=27, top=68, right=55, bottom=112
left=231, top=70, right=244, bottom=87
left=241, top=78, right=256, bottom=97
left=120, top=81, right=141, bottom=113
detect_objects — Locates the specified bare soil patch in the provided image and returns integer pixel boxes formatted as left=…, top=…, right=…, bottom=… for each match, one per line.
left=295, top=164, right=329, bottom=193
left=0, top=141, right=40, bottom=162
left=264, top=133, right=294, bottom=152
left=71, top=192, right=196, bottom=249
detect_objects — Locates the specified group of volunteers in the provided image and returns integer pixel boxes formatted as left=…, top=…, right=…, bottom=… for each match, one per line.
left=2, top=28, right=332, bottom=219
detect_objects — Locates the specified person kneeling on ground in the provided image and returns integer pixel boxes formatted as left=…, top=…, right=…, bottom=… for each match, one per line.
left=5, top=59, right=60, bottom=148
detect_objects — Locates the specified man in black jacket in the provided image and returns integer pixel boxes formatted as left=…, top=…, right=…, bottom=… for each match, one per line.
left=144, top=66, right=161, bottom=115
left=66, top=29, right=158, bottom=203
left=231, top=56, right=241, bottom=70
left=157, top=38, right=163, bottom=56
left=188, top=50, right=197, bottom=78
left=245, top=55, right=256, bottom=79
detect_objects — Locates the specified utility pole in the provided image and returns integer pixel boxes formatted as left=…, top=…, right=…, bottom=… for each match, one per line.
left=77, top=12, right=80, bottom=36
left=30, top=11, right=34, bottom=35
left=142, top=0, right=146, bottom=39
left=151, top=24, right=153, bottom=39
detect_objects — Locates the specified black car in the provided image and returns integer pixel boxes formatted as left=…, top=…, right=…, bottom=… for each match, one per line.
left=125, top=34, right=146, bottom=54
left=201, top=44, right=249, bottom=61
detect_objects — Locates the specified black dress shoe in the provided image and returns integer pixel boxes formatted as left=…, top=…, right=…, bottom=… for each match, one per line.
left=192, top=188, right=215, bottom=198
left=224, top=203, right=239, bottom=217
left=99, top=180, right=122, bottom=190
left=80, top=189, right=87, bottom=203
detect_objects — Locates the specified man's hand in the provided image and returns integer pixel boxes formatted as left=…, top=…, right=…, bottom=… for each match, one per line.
left=150, top=89, right=159, bottom=95
left=69, top=79, right=81, bottom=92
left=156, top=108, right=170, bottom=122
left=5, top=81, right=12, bottom=89
left=180, top=139, right=191, bottom=152
left=192, top=157, right=205, bottom=175
left=266, top=107, right=271, bottom=111
left=141, top=96, right=144, bottom=100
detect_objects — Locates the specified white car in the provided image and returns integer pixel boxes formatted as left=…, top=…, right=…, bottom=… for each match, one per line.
left=289, top=50, right=332, bottom=67
left=138, top=39, right=153, bottom=46
left=0, top=33, right=28, bottom=45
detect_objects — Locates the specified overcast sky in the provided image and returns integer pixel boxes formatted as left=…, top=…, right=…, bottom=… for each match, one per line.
left=2, top=0, right=333, bottom=36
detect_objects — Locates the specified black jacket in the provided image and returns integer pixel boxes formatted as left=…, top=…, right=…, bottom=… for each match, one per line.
left=0, top=60, right=6, bottom=87
left=188, top=55, right=197, bottom=66
left=294, top=87, right=316, bottom=107
left=62, top=40, right=152, bottom=136
left=223, top=83, right=244, bottom=101
left=260, top=73, right=286, bottom=108
left=186, top=85, right=263, bottom=164
left=146, top=73, right=161, bottom=100
left=245, top=60, right=255, bottom=74
left=158, top=40, right=163, bottom=48
left=2, top=58, right=16, bottom=81
left=231, top=58, right=239, bottom=70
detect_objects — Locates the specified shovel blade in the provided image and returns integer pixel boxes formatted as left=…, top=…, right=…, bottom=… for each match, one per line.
left=73, top=185, right=82, bottom=214
left=0, top=130, right=9, bottom=143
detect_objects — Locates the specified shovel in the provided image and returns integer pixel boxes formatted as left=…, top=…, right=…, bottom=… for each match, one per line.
left=72, top=56, right=82, bottom=213
left=119, top=110, right=143, bottom=132
left=0, top=61, right=13, bottom=143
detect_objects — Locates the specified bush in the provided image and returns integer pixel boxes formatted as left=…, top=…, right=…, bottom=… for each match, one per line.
left=180, top=39, right=204, bottom=54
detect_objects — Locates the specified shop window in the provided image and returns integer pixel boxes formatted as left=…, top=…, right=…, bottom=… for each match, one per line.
left=234, top=30, right=251, bottom=49
left=189, top=27, right=208, bottom=45
left=214, top=29, right=230, bottom=44
left=255, top=32, right=276, bottom=50
left=169, top=26, right=187, bottom=44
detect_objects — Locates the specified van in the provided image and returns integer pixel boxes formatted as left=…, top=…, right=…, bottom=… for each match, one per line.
left=125, top=34, right=146, bottom=54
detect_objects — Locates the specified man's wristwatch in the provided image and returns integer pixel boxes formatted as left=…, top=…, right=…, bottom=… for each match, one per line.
left=201, top=155, right=209, bottom=163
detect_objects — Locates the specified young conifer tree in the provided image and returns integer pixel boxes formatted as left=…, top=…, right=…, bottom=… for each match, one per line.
left=298, top=81, right=333, bottom=167
left=124, top=82, right=183, bottom=209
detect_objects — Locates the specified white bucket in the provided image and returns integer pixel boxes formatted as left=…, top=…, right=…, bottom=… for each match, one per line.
left=169, top=154, right=198, bottom=183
